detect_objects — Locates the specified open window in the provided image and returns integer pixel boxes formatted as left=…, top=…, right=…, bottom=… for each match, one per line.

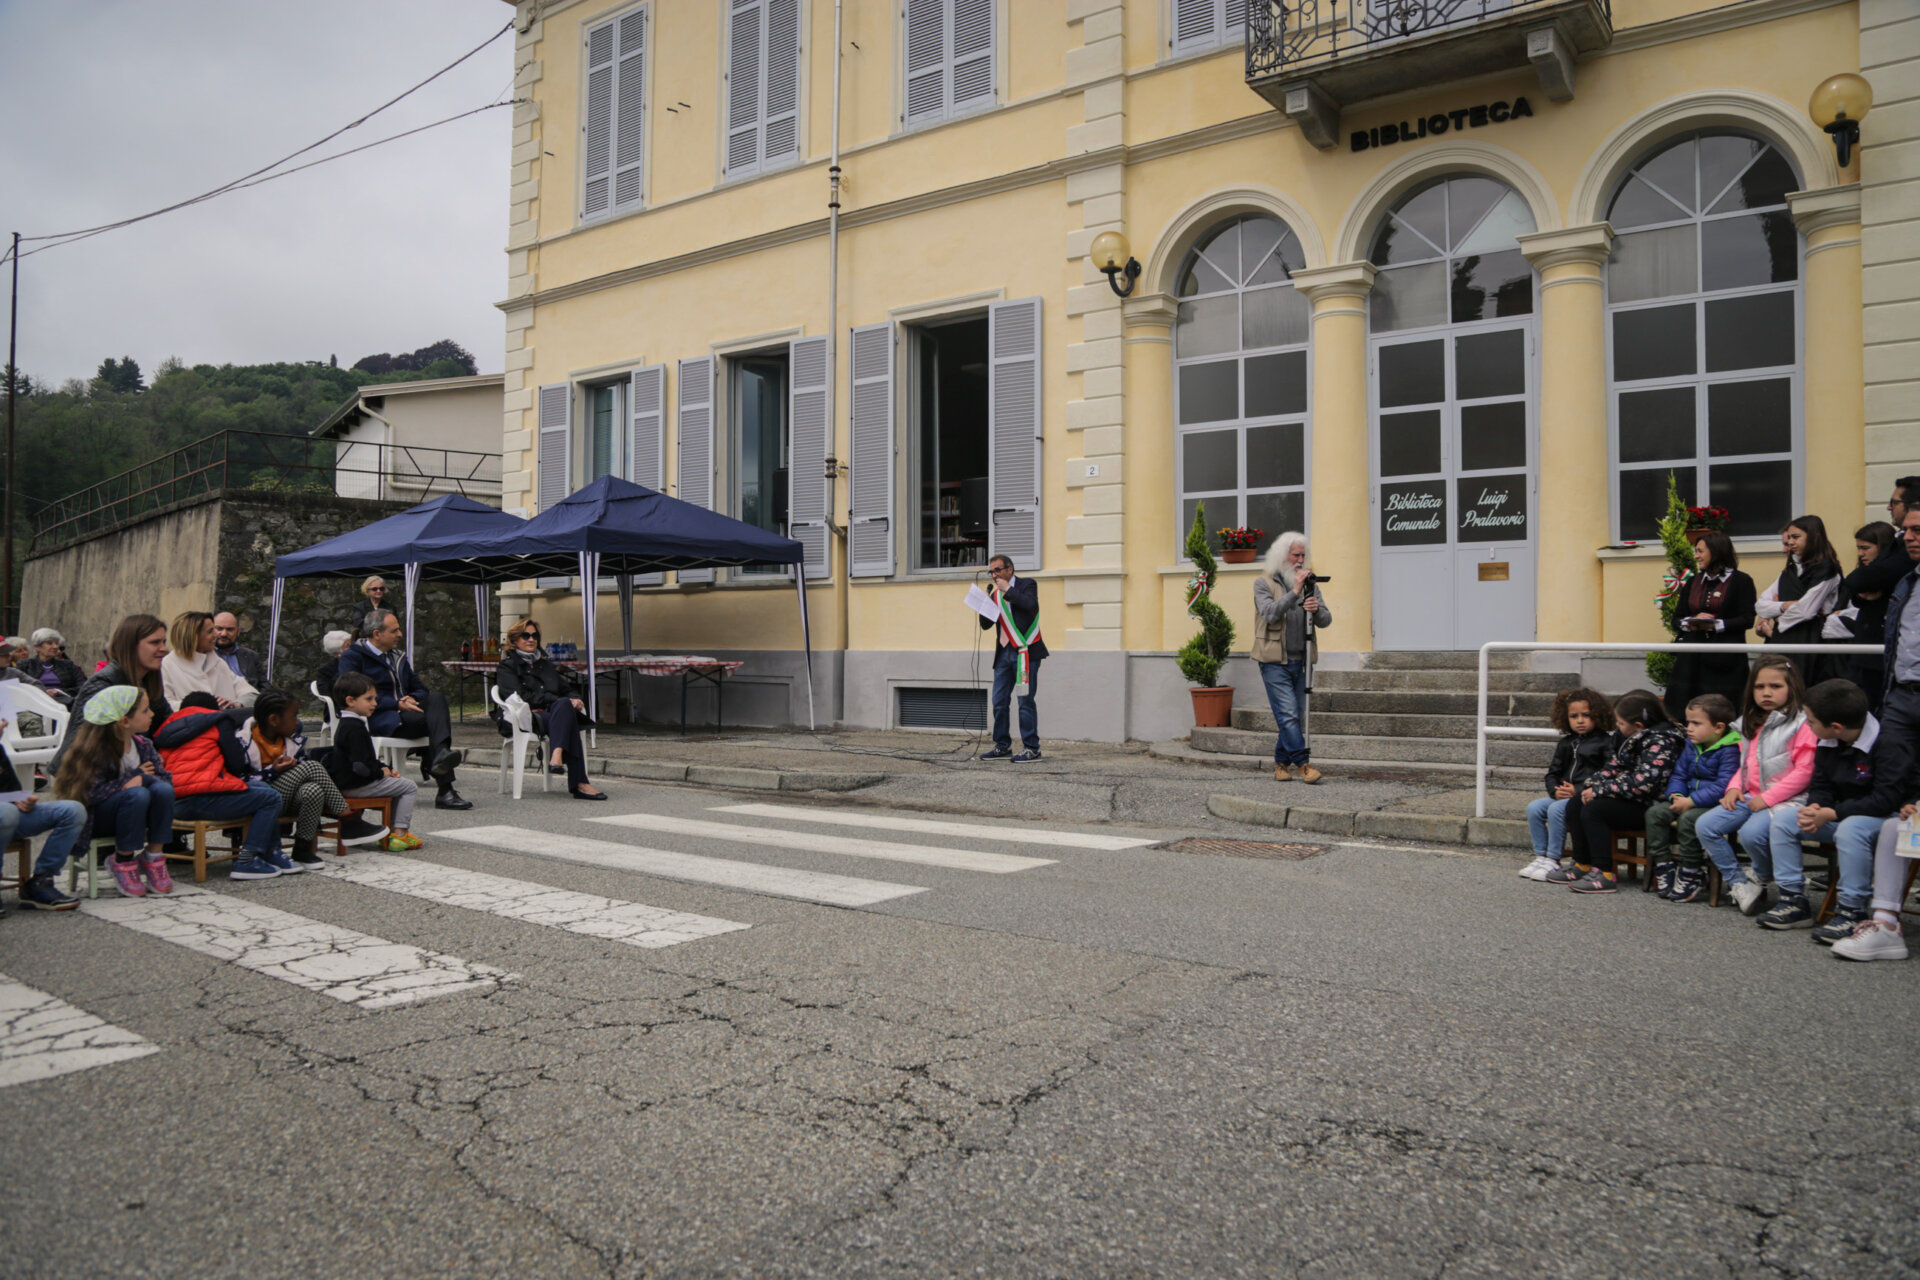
left=730, top=351, right=790, bottom=576
left=911, top=317, right=991, bottom=569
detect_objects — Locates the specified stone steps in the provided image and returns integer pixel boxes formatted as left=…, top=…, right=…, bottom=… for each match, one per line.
left=1191, top=725, right=1556, bottom=768
left=1299, top=689, right=1561, bottom=717
left=1358, top=649, right=1533, bottom=670
left=1314, top=669, right=1577, bottom=694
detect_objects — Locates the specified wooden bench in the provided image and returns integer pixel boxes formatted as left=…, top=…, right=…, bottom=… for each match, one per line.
left=1608, top=830, right=1657, bottom=892
left=4, top=838, right=29, bottom=897
left=317, top=797, right=395, bottom=857
left=167, top=819, right=249, bottom=883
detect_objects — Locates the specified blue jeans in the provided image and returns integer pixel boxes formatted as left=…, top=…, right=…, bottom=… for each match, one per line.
left=91, top=778, right=177, bottom=855
left=174, top=782, right=283, bottom=856
left=0, top=798, right=87, bottom=877
left=1695, top=802, right=1772, bottom=884
left=1765, top=806, right=1882, bottom=906
left=991, top=650, right=1039, bottom=752
left=1259, top=660, right=1309, bottom=766
left=1526, top=796, right=1571, bottom=859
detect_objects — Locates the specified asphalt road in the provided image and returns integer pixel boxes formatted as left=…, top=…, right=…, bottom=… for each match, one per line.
left=1, top=775, right=1914, bottom=1279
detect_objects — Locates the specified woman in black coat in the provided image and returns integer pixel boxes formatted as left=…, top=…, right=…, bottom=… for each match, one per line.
left=493, top=619, right=604, bottom=799
left=1824, top=521, right=1906, bottom=711
left=1663, top=530, right=1758, bottom=722
left=1756, top=515, right=1843, bottom=682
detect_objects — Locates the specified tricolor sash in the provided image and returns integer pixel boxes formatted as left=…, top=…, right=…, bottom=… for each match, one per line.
left=996, top=589, right=1042, bottom=693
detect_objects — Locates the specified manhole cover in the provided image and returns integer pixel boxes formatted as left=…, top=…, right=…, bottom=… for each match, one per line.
left=1168, top=838, right=1327, bottom=860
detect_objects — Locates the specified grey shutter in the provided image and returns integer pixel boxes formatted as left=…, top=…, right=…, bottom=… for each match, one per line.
left=677, top=356, right=716, bottom=584
left=612, top=8, right=647, bottom=211
left=762, top=0, right=801, bottom=165
left=1172, top=0, right=1245, bottom=52
left=628, top=363, right=667, bottom=586
left=581, top=19, right=616, bottom=219
left=903, top=0, right=945, bottom=124
left=948, top=0, right=993, bottom=115
left=988, top=297, right=1042, bottom=570
left=537, top=383, right=573, bottom=588
left=725, top=0, right=763, bottom=176
left=849, top=322, right=895, bottom=577
left=788, top=336, right=831, bottom=579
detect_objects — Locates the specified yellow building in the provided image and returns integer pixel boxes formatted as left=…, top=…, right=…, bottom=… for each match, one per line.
left=495, top=0, right=1892, bottom=740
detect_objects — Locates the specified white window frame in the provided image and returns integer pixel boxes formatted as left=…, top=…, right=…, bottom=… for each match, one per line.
left=899, top=0, right=1000, bottom=132
left=1602, top=131, right=1805, bottom=543
left=904, top=312, right=994, bottom=574
left=728, top=346, right=795, bottom=579
left=578, top=3, right=652, bottom=226
left=579, top=377, right=629, bottom=488
left=1172, top=215, right=1314, bottom=563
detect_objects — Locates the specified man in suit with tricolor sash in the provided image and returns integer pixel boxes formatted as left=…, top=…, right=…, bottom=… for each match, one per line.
left=979, top=554, right=1048, bottom=763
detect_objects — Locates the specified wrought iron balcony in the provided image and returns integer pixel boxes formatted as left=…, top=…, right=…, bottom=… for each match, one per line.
left=1246, top=0, right=1612, bottom=149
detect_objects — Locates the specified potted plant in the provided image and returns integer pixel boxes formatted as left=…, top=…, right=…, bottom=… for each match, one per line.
left=1649, top=474, right=1731, bottom=685
left=1217, top=526, right=1263, bottom=564
left=1684, top=504, right=1730, bottom=544
left=1179, top=502, right=1238, bottom=727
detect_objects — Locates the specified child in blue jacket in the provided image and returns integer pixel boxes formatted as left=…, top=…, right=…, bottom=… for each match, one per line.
left=1645, top=693, right=1742, bottom=902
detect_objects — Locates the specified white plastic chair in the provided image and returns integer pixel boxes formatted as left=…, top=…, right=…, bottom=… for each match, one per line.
left=308, top=682, right=337, bottom=747
left=490, top=685, right=551, bottom=800
left=372, top=732, right=430, bottom=774
left=1, top=681, right=71, bottom=770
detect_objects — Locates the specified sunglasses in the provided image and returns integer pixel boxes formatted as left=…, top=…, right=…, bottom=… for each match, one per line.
left=520, top=633, right=542, bottom=642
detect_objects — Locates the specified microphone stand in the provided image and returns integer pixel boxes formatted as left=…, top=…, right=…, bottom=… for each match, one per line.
left=1301, top=573, right=1329, bottom=749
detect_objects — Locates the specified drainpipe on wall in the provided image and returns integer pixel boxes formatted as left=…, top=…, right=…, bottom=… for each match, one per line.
left=824, top=0, right=848, bottom=724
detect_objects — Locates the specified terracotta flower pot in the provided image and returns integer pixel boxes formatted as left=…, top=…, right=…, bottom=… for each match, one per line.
left=1221, top=548, right=1256, bottom=564
left=1190, top=686, right=1234, bottom=727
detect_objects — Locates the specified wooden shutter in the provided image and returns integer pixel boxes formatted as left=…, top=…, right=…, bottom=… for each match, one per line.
left=948, top=0, right=993, bottom=115
left=848, top=322, right=896, bottom=577
left=762, top=0, right=801, bottom=165
left=903, top=0, right=945, bottom=124
left=787, top=336, right=831, bottom=579
left=677, top=356, right=716, bottom=584
left=536, top=383, right=573, bottom=588
left=581, top=19, right=616, bottom=218
left=725, top=0, right=763, bottom=175
left=628, top=363, right=666, bottom=586
left=988, top=297, right=1042, bottom=570
left=612, top=8, right=647, bottom=211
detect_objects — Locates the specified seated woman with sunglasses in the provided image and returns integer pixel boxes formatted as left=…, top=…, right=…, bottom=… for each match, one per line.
left=350, top=576, right=389, bottom=640
left=492, top=620, right=605, bottom=800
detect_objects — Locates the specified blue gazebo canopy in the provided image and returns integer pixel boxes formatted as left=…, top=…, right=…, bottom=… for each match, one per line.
left=272, top=493, right=526, bottom=583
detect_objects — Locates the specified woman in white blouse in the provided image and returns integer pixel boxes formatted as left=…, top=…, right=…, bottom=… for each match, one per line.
left=160, top=611, right=258, bottom=709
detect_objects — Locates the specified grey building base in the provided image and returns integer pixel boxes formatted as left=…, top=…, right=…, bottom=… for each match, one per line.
left=615, top=648, right=844, bottom=732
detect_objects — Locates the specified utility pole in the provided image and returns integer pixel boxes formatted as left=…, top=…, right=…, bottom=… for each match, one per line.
left=3, top=232, right=17, bottom=634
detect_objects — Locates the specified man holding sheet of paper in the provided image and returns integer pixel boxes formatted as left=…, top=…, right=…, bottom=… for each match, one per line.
left=972, top=555, right=1048, bottom=762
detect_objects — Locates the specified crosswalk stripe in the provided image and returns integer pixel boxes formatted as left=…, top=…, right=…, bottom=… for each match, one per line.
left=710, top=802, right=1162, bottom=851
left=80, top=887, right=514, bottom=1010
left=0, top=972, right=159, bottom=1088
left=434, top=825, right=927, bottom=907
left=311, top=854, right=750, bottom=949
left=587, top=813, right=1055, bottom=874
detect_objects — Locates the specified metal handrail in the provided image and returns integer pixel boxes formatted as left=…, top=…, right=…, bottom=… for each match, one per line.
left=1247, top=0, right=1611, bottom=76
left=1473, top=641, right=1883, bottom=817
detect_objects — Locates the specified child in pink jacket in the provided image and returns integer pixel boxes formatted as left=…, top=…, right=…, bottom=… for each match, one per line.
left=1696, top=656, right=1816, bottom=916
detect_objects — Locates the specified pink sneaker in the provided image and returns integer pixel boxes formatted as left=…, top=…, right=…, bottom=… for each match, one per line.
left=138, top=852, right=174, bottom=895
left=107, top=855, right=147, bottom=897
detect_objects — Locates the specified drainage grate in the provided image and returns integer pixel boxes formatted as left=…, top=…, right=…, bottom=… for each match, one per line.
left=1168, top=838, right=1328, bottom=860
left=896, top=686, right=989, bottom=730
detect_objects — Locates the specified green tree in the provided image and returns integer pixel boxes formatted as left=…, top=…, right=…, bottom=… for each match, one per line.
left=93, top=356, right=145, bottom=394
left=1176, top=502, right=1237, bottom=688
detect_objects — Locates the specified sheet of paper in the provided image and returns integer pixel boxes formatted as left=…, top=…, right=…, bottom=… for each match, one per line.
left=964, top=585, right=1001, bottom=623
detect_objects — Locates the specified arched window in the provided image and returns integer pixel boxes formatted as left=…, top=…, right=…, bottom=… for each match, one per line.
left=1174, top=214, right=1309, bottom=556
left=1605, top=130, right=1801, bottom=539
left=1368, top=175, right=1538, bottom=331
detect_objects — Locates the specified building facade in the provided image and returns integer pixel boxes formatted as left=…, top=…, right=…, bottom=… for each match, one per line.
left=497, top=0, right=1891, bottom=741
left=313, top=373, right=506, bottom=503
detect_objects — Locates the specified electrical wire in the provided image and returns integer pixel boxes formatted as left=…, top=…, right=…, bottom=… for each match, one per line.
left=8, top=18, right=514, bottom=260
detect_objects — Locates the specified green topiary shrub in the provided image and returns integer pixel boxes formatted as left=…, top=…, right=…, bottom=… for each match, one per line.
left=1176, top=502, right=1237, bottom=688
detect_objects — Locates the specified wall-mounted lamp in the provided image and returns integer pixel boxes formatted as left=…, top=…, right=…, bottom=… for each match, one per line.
left=1089, top=230, right=1141, bottom=298
left=1809, top=73, right=1872, bottom=169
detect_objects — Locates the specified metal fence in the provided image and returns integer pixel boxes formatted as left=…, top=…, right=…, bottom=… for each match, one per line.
left=31, top=430, right=501, bottom=551
left=1248, top=0, right=1609, bottom=75
left=1473, top=641, right=1881, bottom=818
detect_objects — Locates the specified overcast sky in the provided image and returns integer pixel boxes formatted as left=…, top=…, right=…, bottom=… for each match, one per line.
left=0, top=0, right=515, bottom=388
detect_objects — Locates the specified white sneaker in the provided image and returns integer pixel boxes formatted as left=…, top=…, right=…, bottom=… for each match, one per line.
left=1519, top=856, right=1557, bottom=881
left=1832, top=918, right=1909, bottom=962
left=1731, top=878, right=1767, bottom=916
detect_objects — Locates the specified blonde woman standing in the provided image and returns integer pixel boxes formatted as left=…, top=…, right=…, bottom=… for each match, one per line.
left=1251, top=531, right=1332, bottom=783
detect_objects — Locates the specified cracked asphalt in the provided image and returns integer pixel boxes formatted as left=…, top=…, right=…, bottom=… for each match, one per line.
left=1, top=775, right=1915, bottom=1279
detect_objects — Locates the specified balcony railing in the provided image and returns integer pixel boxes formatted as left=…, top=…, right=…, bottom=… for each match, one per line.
left=1248, top=0, right=1610, bottom=75
left=31, top=430, right=501, bottom=552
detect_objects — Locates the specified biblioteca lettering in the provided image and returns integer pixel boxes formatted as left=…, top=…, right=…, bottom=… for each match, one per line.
left=1385, top=489, right=1444, bottom=533
left=1351, top=98, right=1534, bottom=153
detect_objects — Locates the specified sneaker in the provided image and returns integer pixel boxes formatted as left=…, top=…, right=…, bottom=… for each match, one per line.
left=228, top=856, right=281, bottom=881
left=1832, top=918, right=1909, bottom=962
left=337, top=815, right=388, bottom=846
left=1652, top=862, right=1678, bottom=898
left=18, top=874, right=79, bottom=911
left=1544, top=863, right=1586, bottom=885
left=978, top=746, right=1011, bottom=761
left=264, top=847, right=301, bottom=875
left=1758, top=893, right=1814, bottom=930
left=1811, top=905, right=1869, bottom=946
left=1732, top=877, right=1769, bottom=916
left=290, top=845, right=325, bottom=868
left=379, top=832, right=423, bottom=852
left=1668, top=868, right=1708, bottom=904
left=1011, top=750, right=1042, bottom=763
left=137, top=852, right=174, bottom=895
left=1569, top=869, right=1618, bottom=894
left=1518, top=856, right=1557, bottom=881
left=107, top=855, right=147, bottom=897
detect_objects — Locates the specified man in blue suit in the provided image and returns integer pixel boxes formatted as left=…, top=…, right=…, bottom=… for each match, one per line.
left=336, top=609, right=471, bottom=810
left=978, top=554, right=1048, bottom=763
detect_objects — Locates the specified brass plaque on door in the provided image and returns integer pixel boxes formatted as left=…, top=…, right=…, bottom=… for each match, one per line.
left=1478, top=562, right=1510, bottom=581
